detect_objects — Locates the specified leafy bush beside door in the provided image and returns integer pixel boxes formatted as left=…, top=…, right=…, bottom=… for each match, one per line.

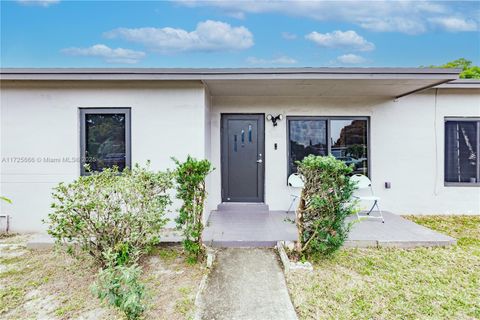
left=295, top=155, right=357, bottom=257
left=46, top=163, right=173, bottom=267
left=173, top=156, right=214, bottom=263
left=46, top=163, right=173, bottom=319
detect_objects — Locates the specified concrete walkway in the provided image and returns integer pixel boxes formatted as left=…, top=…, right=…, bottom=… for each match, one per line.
left=196, top=248, right=298, bottom=320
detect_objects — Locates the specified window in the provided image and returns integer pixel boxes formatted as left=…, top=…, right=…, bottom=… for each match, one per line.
left=445, top=118, right=480, bottom=185
left=287, top=117, right=369, bottom=176
left=80, top=108, right=131, bottom=175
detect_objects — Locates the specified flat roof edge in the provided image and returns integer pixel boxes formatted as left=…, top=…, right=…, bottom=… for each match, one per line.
left=435, top=79, right=480, bottom=89
left=0, top=67, right=462, bottom=74
left=0, top=68, right=461, bottom=81
left=0, top=67, right=461, bottom=78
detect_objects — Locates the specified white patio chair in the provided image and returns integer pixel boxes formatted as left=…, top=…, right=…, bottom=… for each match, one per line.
left=350, top=174, right=384, bottom=223
left=287, top=173, right=304, bottom=213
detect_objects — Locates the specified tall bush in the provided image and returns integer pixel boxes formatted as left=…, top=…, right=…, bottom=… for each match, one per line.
left=46, top=163, right=173, bottom=266
left=173, top=156, right=213, bottom=263
left=295, top=155, right=357, bottom=257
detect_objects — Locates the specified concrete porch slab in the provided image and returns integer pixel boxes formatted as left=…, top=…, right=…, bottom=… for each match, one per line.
left=26, top=228, right=183, bottom=250
left=347, top=212, right=456, bottom=248
left=203, top=210, right=297, bottom=247
left=26, top=212, right=456, bottom=250
left=203, top=210, right=456, bottom=248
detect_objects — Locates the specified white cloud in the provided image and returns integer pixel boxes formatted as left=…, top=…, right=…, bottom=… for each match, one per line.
left=62, top=44, right=146, bottom=64
left=104, top=20, right=253, bottom=53
left=306, top=30, right=375, bottom=51
left=359, top=18, right=427, bottom=34
left=429, top=17, right=478, bottom=32
left=16, top=0, right=59, bottom=6
left=336, top=54, right=367, bottom=64
left=246, top=55, right=297, bottom=65
left=281, top=32, right=297, bottom=40
left=176, top=0, right=478, bottom=34
left=225, top=11, right=246, bottom=20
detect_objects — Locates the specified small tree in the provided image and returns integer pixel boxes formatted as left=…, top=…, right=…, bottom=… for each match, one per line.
left=173, top=156, right=213, bottom=263
left=426, top=58, right=480, bottom=79
left=46, top=163, right=173, bottom=266
left=295, top=155, right=357, bottom=257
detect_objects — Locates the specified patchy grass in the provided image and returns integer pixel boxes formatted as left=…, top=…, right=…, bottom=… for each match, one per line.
left=174, top=287, right=195, bottom=316
left=286, top=215, right=480, bottom=320
left=0, top=233, right=19, bottom=240
left=0, top=235, right=205, bottom=319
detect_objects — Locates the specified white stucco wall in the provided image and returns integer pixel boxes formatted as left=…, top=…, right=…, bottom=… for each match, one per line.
left=1, top=80, right=479, bottom=233
left=208, top=89, right=480, bottom=215
left=203, top=85, right=213, bottom=223
left=1, top=81, right=208, bottom=232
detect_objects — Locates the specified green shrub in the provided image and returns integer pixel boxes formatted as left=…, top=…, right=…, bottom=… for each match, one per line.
left=46, top=163, right=173, bottom=266
left=295, top=155, right=357, bottom=257
left=173, top=156, right=213, bottom=263
left=92, top=251, right=145, bottom=320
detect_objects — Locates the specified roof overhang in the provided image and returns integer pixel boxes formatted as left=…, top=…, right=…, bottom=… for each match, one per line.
left=434, top=79, right=480, bottom=89
left=0, top=67, right=461, bottom=98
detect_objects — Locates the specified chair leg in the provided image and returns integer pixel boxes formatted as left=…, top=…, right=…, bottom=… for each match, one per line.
left=287, top=196, right=297, bottom=213
left=366, top=202, right=376, bottom=215
left=358, top=201, right=384, bottom=223
left=375, top=201, right=385, bottom=223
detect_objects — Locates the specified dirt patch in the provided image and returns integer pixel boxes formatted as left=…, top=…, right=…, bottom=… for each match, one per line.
left=0, top=235, right=205, bottom=319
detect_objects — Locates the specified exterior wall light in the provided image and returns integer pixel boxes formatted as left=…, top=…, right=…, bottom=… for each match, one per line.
left=266, top=114, right=283, bottom=127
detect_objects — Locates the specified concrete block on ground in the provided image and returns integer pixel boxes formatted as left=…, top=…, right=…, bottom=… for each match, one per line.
left=276, top=241, right=313, bottom=273
left=26, top=234, right=55, bottom=250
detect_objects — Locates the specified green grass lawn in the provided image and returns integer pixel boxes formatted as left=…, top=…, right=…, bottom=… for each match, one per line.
left=286, top=215, right=480, bottom=320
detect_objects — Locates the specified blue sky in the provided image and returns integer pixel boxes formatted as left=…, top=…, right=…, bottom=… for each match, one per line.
left=1, top=0, right=479, bottom=68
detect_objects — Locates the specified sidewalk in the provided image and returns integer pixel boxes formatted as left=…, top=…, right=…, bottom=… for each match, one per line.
left=195, top=248, right=298, bottom=320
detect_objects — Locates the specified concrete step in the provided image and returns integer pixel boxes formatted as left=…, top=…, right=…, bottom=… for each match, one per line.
left=216, top=202, right=269, bottom=212
left=204, top=240, right=279, bottom=248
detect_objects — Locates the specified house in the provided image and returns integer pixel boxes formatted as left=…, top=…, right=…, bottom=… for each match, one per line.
left=1, top=68, right=479, bottom=233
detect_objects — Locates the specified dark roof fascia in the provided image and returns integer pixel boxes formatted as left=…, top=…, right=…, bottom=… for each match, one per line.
left=0, top=67, right=461, bottom=81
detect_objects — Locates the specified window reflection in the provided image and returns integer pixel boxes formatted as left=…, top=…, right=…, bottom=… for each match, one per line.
left=331, top=119, right=368, bottom=176
left=85, top=113, right=126, bottom=171
left=288, top=120, right=327, bottom=175
left=288, top=118, right=369, bottom=176
left=445, top=121, right=478, bottom=183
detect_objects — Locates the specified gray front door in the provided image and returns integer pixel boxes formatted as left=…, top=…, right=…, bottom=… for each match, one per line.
left=221, top=114, right=265, bottom=202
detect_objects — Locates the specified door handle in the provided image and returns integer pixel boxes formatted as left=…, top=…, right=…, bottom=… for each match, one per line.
left=257, top=159, right=263, bottom=163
